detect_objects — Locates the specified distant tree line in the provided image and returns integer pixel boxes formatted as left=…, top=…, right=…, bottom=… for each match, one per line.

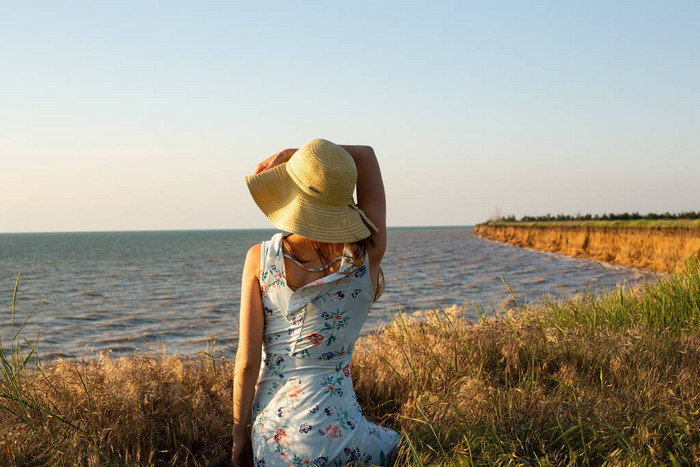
left=497, top=211, right=700, bottom=222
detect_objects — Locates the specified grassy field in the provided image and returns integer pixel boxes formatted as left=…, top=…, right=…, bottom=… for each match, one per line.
left=485, top=219, right=700, bottom=229
left=1, top=260, right=699, bottom=465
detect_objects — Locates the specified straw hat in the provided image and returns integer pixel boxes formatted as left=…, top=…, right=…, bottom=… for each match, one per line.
left=246, top=139, right=379, bottom=243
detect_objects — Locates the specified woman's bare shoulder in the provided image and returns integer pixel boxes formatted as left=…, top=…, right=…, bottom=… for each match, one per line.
left=247, top=243, right=262, bottom=256
left=244, top=243, right=263, bottom=278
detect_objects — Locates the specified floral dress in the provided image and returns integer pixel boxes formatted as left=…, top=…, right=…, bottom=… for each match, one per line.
left=251, top=233, right=400, bottom=467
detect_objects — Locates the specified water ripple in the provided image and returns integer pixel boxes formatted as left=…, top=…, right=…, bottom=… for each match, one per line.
left=0, top=228, right=650, bottom=357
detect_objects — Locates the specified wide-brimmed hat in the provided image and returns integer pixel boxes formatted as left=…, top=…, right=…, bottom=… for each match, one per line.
left=245, top=139, right=379, bottom=243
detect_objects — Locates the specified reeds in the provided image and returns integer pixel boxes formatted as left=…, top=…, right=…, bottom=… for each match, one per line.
left=2, top=260, right=699, bottom=465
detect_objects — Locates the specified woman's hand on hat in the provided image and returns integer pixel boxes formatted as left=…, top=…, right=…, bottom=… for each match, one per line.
left=254, top=148, right=297, bottom=174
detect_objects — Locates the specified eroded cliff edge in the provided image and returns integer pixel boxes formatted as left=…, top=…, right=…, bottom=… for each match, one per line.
left=473, top=223, right=700, bottom=272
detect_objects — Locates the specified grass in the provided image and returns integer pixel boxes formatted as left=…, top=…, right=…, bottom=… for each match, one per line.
left=354, top=259, right=700, bottom=465
left=485, top=219, right=700, bottom=229
left=1, top=260, right=699, bottom=465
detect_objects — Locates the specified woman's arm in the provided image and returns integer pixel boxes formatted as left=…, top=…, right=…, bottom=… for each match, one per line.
left=232, top=244, right=264, bottom=466
left=338, top=145, right=387, bottom=266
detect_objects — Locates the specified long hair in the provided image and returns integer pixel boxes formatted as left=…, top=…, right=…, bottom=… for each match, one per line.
left=282, top=236, right=385, bottom=301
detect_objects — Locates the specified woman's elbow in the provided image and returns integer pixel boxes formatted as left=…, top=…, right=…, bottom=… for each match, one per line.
left=234, top=360, right=261, bottom=377
left=358, top=145, right=376, bottom=160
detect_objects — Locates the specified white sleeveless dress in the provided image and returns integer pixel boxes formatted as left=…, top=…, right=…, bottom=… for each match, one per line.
left=251, top=233, right=400, bottom=467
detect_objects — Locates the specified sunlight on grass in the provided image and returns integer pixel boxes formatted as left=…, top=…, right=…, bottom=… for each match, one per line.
left=2, top=260, right=699, bottom=465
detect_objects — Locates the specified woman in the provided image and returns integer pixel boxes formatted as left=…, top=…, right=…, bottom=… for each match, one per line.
left=232, top=139, right=400, bottom=466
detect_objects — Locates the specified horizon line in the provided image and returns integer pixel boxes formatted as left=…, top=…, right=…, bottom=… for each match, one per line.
left=0, top=224, right=477, bottom=235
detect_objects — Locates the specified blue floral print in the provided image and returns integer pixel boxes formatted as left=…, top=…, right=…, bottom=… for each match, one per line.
left=331, top=291, right=345, bottom=300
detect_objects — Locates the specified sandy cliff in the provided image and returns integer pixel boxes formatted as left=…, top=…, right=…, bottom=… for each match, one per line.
left=473, top=224, right=700, bottom=272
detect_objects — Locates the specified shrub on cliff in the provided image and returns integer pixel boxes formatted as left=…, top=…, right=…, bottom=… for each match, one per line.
left=506, top=211, right=700, bottom=223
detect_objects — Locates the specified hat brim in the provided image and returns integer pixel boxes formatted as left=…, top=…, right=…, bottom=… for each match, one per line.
left=245, top=163, right=371, bottom=243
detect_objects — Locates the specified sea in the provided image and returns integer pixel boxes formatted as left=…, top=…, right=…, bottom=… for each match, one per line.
left=0, top=227, right=649, bottom=358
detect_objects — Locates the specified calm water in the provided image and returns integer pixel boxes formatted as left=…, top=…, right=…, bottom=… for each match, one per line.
left=0, top=227, right=648, bottom=358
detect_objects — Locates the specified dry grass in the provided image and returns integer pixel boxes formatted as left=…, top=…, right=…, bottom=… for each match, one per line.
left=354, top=307, right=699, bottom=465
left=353, top=259, right=700, bottom=465
left=1, top=352, right=233, bottom=466
left=2, top=260, right=699, bottom=465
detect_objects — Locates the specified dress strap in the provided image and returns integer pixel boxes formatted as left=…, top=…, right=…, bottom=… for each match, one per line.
left=282, top=253, right=348, bottom=272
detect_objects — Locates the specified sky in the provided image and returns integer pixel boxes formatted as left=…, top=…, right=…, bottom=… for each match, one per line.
left=1, top=0, right=699, bottom=233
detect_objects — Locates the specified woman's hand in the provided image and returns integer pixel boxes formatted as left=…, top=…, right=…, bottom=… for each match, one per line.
left=232, top=434, right=254, bottom=466
left=254, top=148, right=297, bottom=174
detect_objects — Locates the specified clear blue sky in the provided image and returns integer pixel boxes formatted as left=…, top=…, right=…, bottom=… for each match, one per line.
left=2, top=1, right=698, bottom=232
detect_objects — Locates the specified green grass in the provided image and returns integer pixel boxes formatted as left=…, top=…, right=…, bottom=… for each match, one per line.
left=486, top=219, right=700, bottom=229
left=354, top=258, right=700, bottom=465
left=2, top=260, right=700, bottom=465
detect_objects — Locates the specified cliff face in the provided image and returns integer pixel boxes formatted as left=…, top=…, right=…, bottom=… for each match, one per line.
left=473, top=224, right=700, bottom=272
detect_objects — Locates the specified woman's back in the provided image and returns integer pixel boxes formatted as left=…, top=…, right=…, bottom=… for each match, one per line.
left=259, top=233, right=372, bottom=359
left=251, top=233, right=399, bottom=466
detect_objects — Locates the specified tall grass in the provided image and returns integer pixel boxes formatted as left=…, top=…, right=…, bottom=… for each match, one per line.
left=1, top=274, right=233, bottom=465
left=1, top=260, right=699, bottom=465
left=352, top=258, right=700, bottom=465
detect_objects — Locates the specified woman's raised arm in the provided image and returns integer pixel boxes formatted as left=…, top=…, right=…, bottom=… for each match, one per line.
left=339, top=145, right=387, bottom=264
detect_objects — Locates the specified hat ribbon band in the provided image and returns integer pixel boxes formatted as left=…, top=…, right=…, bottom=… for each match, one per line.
left=349, top=204, right=379, bottom=233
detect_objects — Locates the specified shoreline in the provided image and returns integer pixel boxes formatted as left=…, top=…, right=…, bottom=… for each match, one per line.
left=474, top=222, right=700, bottom=272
